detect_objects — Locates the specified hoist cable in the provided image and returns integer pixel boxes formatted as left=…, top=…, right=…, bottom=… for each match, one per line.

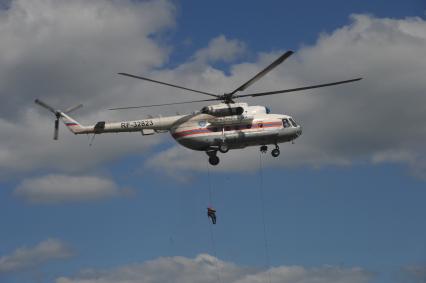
left=258, top=153, right=272, bottom=283
left=207, top=165, right=213, bottom=204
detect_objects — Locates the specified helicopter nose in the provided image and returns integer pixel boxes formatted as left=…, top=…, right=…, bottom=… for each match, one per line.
left=296, top=126, right=302, bottom=137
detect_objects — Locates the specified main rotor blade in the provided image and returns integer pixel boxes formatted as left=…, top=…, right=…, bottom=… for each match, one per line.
left=228, top=51, right=294, bottom=96
left=108, top=98, right=220, bottom=110
left=235, top=78, right=363, bottom=98
left=118, top=73, right=220, bottom=98
left=35, top=99, right=57, bottom=114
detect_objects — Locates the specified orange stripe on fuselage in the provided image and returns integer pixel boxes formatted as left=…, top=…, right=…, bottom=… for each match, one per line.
left=172, top=121, right=283, bottom=139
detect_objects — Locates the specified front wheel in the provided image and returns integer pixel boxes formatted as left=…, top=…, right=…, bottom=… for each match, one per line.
left=271, top=148, right=280, bottom=157
left=218, top=143, right=229, bottom=153
left=209, top=156, right=220, bottom=165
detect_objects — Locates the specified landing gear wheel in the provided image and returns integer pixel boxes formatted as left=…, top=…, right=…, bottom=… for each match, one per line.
left=260, top=145, right=268, bottom=153
left=209, top=156, right=220, bottom=166
left=218, top=143, right=229, bottom=153
left=271, top=148, right=280, bottom=157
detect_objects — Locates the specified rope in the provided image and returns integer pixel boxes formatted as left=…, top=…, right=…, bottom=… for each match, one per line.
left=258, top=152, right=272, bottom=283
left=207, top=165, right=213, bottom=204
left=206, top=164, right=223, bottom=283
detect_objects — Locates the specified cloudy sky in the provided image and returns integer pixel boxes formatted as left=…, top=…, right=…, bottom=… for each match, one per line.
left=1, top=0, right=426, bottom=282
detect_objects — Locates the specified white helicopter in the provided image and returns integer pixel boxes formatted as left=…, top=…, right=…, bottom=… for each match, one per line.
left=35, top=51, right=361, bottom=165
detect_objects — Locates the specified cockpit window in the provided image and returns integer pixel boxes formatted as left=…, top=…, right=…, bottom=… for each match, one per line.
left=282, top=119, right=290, bottom=128
left=289, top=118, right=297, bottom=127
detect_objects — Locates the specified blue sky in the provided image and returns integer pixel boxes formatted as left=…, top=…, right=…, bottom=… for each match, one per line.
left=0, top=1, right=426, bottom=283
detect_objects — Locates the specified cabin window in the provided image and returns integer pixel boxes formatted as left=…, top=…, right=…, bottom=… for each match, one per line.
left=258, top=123, right=263, bottom=128
left=289, top=118, right=297, bottom=127
left=282, top=119, right=290, bottom=128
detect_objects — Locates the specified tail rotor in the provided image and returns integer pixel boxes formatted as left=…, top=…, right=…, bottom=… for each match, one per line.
left=35, top=99, right=82, bottom=140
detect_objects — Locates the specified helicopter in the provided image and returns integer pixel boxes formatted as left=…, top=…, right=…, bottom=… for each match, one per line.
left=35, top=51, right=361, bottom=165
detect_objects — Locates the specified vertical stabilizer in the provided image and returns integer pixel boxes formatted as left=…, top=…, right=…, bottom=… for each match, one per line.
left=60, top=112, right=87, bottom=134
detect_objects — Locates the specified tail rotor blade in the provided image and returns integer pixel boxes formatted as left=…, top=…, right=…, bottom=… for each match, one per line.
left=65, top=104, right=83, bottom=114
left=54, top=119, right=59, bottom=140
left=35, top=99, right=57, bottom=114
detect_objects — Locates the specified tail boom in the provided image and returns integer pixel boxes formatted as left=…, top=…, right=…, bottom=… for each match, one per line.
left=64, top=114, right=185, bottom=135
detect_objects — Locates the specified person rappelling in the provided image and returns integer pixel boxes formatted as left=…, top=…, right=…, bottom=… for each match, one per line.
left=207, top=207, right=217, bottom=224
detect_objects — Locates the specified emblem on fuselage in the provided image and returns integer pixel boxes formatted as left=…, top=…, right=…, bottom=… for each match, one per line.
left=198, top=120, right=207, bottom=127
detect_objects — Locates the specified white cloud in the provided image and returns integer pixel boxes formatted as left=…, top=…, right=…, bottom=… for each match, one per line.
left=14, top=174, right=128, bottom=203
left=0, top=0, right=175, bottom=113
left=194, top=35, right=246, bottom=63
left=55, top=254, right=373, bottom=283
left=0, top=238, right=73, bottom=273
